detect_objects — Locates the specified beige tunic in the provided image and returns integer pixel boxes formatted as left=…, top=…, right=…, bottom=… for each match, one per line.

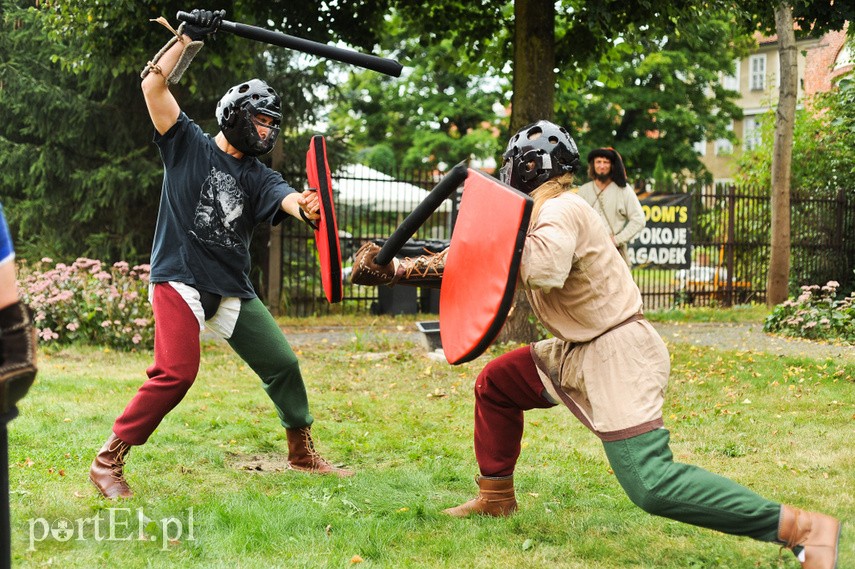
left=522, top=192, right=669, bottom=441
left=576, top=181, right=646, bottom=247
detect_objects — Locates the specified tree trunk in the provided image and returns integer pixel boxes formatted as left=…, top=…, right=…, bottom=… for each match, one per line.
left=498, top=0, right=555, bottom=344
left=507, top=0, right=555, bottom=132
left=766, top=2, right=796, bottom=307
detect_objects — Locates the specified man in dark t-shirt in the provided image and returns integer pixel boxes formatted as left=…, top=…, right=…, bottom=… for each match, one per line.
left=90, top=10, right=353, bottom=500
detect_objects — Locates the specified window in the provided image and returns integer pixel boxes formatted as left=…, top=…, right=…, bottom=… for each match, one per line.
left=721, top=60, right=739, bottom=91
left=834, top=42, right=853, bottom=71
left=750, top=54, right=766, bottom=91
left=715, top=122, right=734, bottom=155
left=693, top=139, right=707, bottom=156
left=743, top=116, right=762, bottom=150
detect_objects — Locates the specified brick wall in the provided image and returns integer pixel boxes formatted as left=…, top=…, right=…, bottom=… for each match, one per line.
left=804, top=26, right=852, bottom=96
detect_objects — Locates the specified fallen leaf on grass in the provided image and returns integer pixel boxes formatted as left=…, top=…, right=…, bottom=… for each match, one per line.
left=350, top=555, right=364, bottom=564
left=522, top=539, right=534, bottom=551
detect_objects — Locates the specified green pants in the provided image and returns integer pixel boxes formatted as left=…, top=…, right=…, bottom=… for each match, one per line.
left=603, top=428, right=781, bottom=542
left=227, top=297, right=314, bottom=430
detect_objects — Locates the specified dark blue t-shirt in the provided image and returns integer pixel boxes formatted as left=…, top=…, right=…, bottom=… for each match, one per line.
left=149, top=112, right=295, bottom=298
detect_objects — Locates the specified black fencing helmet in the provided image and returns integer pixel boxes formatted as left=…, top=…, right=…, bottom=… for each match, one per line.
left=500, top=121, right=580, bottom=194
left=216, top=79, right=282, bottom=157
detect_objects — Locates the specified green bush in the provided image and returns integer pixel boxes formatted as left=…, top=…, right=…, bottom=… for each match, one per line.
left=17, top=257, right=154, bottom=351
left=764, top=279, right=855, bottom=343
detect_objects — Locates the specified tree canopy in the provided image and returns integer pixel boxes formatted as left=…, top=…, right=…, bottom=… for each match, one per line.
left=1, top=0, right=392, bottom=262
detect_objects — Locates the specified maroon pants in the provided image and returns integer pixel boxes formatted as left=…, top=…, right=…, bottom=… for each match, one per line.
left=113, top=284, right=201, bottom=445
left=474, top=346, right=557, bottom=477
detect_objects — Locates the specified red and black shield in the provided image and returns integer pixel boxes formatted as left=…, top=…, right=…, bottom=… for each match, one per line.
left=440, top=169, right=533, bottom=364
left=306, top=135, right=343, bottom=303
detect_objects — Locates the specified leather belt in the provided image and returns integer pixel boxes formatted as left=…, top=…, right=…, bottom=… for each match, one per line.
left=591, top=312, right=644, bottom=343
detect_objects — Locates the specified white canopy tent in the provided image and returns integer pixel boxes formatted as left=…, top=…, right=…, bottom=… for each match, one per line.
left=332, top=164, right=452, bottom=213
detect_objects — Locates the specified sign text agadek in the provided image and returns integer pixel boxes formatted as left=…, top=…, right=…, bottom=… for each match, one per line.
left=628, top=194, right=692, bottom=269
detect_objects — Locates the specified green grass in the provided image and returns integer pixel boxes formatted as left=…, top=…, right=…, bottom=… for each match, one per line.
left=7, top=321, right=853, bottom=568
left=646, top=303, right=771, bottom=323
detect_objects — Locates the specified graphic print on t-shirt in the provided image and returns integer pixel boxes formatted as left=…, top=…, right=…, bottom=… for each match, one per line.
left=191, top=167, right=244, bottom=248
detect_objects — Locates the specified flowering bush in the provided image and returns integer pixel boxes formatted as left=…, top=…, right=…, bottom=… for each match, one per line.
left=17, top=257, right=154, bottom=351
left=764, top=280, right=855, bottom=343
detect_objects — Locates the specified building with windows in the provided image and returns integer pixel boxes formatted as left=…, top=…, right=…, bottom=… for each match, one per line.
left=697, top=27, right=852, bottom=183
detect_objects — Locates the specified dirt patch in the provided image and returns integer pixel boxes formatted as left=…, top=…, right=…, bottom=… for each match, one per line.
left=226, top=452, right=291, bottom=473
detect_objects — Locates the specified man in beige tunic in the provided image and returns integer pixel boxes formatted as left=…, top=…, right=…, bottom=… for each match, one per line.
left=352, top=120, right=840, bottom=569
left=576, top=147, right=645, bottom=266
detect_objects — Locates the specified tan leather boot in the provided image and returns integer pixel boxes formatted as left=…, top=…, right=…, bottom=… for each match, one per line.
left=778, top=505, right=841, bottom=569
left=89, top=433, right=134, bottom=499
left=443, top=475, right=517, bottom=517
left=286, top=426, right=353, bottom=478
left=0, top=301, right=38, bottom=417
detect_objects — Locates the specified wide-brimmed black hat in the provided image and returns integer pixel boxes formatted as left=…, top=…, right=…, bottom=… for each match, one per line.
left=586, top=147, right=627, bottom=187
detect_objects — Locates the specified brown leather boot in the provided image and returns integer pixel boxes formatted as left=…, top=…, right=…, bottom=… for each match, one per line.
left=0, top=301, right=38, bottom=418
left=778, top=505, right=841, bottom=569
left=443, top=475, right=517, bottom=517
left=89, top=433, right=134, bottom=499
left=286, top=426, right=354, bottom=477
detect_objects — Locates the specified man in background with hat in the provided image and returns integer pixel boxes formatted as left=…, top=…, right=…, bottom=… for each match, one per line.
left=577, top=148, right=645, bottom=267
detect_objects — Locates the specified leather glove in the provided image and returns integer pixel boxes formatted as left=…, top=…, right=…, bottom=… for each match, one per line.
left=183, top=9, right=225, bottom=41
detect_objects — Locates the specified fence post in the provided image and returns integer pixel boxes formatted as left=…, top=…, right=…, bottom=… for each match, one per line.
left=267, top=223, right=283, bottom=316
left=834, top=187, right=845, bottom=251
left=724, top=185, right=737, bottom=307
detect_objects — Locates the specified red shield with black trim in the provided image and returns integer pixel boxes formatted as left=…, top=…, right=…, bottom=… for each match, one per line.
left=306, top=135, right=343, bottom=303
left=440, top=169, right=533, bottom=364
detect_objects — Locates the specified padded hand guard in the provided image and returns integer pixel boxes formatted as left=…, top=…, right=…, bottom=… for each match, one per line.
left=351, top=242, right=397, bottom=286
left=350, top=242, right=447, bottom=289
left=141, top=17, right=204, bottom=85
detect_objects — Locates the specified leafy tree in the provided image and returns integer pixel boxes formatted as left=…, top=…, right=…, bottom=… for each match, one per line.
left=652, top=155, right=670, bottom=192
left=328, top=12, right=509, bottom=172
left=1, top=0, right=392, bottom=263
left=557, top=13, right=753, bottom=182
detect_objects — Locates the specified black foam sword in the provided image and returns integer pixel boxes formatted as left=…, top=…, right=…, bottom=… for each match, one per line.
left=177, top=11, right=403, bottom=77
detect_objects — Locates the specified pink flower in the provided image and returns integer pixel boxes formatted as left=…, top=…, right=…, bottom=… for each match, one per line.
left=66, top=322, right=80, bottom=331
left=132, top=334, right=142, bottom=344
left=39, top=328, right=59, bottom=341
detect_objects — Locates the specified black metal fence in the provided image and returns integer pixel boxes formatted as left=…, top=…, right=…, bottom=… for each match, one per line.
left=270, top=168, right=855, bottom=316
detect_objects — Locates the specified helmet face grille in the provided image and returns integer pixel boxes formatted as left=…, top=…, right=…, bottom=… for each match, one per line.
left=216, top=79, right=282, bottom=156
